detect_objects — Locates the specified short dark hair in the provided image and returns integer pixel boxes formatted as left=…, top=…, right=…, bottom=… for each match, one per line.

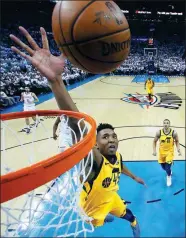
left=97, top=123, right=114, bottom=134
left=163, top=119, right=170, bottom=124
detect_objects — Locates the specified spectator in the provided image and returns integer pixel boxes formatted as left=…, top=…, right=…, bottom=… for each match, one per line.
left=0, top=91, right=17, bottom=106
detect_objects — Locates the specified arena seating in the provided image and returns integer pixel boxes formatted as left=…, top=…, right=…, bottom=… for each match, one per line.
left=0, top=27, right=185, bottom=109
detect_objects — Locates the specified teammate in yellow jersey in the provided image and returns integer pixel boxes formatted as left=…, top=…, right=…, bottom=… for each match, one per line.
left=144, top=77, right=154, bottom=101
left=10, top=26, right=146, bottom=238
left=153, top=119, right=182, bottom=186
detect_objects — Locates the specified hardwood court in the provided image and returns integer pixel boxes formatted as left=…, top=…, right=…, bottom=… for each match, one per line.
left=2, top=76, right=185, bottom=168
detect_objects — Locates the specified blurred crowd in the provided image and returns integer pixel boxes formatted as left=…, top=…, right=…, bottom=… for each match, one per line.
left=113, top=40, right=185, bottom=75
left=0, top=26, right=185, bottom=109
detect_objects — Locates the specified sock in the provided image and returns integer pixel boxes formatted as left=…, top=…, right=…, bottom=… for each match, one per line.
left=131, top=218, right=137, bottom=227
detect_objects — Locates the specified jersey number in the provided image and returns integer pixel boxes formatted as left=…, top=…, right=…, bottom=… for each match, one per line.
left=112, top=168, right=120, bottom=185
left=166, top=138, right=171, bottom=143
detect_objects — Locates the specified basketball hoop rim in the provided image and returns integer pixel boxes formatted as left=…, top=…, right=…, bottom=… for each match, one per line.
left=0, top=110, right=96, bottom=203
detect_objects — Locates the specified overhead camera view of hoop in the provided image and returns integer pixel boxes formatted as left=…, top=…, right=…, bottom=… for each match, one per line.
left=1, top=0, right=185, bottom=237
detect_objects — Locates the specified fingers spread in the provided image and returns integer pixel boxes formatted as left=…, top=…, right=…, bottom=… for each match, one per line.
left=10, top=34, right=34, bottom=56
left=11, top=46, right=33, bottom=62
left=40, top=27, right=49, bottom=50
left=19, top=26, right=40, bottom=50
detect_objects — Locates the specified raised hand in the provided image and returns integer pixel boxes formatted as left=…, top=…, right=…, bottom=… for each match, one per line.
left=10, top=26, right=65, bottom=82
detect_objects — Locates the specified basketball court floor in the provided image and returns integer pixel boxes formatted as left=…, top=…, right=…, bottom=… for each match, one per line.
left=1, top=75, right=185, bottom=237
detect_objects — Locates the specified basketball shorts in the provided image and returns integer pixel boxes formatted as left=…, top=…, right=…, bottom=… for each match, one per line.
left=158, top=151, right=174, bottom=164
left=24, top=105, right=36, bottom=111
left=80, top=192, right=127, bottom=227
left=147, top=88, right=153, bottom=95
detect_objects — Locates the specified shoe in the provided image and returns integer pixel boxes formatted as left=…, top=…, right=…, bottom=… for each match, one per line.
left=33, top=121, right=40, bottom=127
left=104, top=214, right=114, bottom=223
left=131, top=219, right=140, bottom=237
left=167, top=175, right=172, bottom=186
left=35, top=121, right=40, bottom=127
left=26, top=128, right=31, bottom=134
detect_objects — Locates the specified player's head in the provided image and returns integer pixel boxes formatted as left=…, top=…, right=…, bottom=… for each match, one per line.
left=96, top=123, right=118, bottom=156
left=25, top=87, right=30, bottom=92
left=163, top=119, right=170, bottom=129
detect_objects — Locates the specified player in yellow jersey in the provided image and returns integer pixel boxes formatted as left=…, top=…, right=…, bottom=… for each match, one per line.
left=153, top=119, right=182, bottom=186
left=10, top=26, right=146, bottom=238
left=80, top=122, right=146, bottom=237
left=144, top=77, right=154, bottom=101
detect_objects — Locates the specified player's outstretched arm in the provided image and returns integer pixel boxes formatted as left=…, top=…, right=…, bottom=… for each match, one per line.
left=10, top=26, right=99, bottom=163
left=32, top=93, right=39, bottom=103
left=121, top=162, right=146, bottom=186
left=20, top=92, right=24, bottom=102
left=153, top=130, right=160, bottom=156
left=53, top=117, right=61, bottom=140
left=144, top=80, right=147, bottom=89
left=174, top=131, right=182, bottom=156
left=10, top=26, right=83, bottom=139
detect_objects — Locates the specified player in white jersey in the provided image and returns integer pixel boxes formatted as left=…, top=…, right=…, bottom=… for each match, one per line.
left=21, top=87, right=39, bottom=134
left=53, top=115, right=73, bottom=152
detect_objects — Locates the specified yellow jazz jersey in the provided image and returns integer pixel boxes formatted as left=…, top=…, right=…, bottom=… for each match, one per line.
left=158, top=129, right=175, bottom=163
left=146, top=79, right=153, bottom=89
left=80, top=152, right=126, bottom=226
left=145, top=80, right=154, bottom=95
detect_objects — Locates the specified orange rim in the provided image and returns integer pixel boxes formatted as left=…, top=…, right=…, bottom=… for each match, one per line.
left=0, top=110, right=96, bottom=203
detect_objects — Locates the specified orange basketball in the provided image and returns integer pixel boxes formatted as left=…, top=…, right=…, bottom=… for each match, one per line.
left=52, top=1, right=131, bottom=74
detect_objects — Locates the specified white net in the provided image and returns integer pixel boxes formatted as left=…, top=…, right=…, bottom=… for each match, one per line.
left=1, top=112, right=95, bottom=237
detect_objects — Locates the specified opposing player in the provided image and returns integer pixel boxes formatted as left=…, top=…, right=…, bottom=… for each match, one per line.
left=144, top=77, right=154, bottom=101
left=21, top=87, right=39, bottom=133
left=53, top=115, right=73, bottom=152
left=153, top=119, right=182, bottom=186
left=10, top=26, right=146, bottom=237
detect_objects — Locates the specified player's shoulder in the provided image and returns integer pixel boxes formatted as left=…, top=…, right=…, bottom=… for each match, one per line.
left=156, top=129, right=161, bottom=137
left=172, top=129, right=177, bottom=137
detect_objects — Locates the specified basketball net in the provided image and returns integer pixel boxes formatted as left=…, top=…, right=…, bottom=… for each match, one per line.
left=1, top=111, right=95, bottom=237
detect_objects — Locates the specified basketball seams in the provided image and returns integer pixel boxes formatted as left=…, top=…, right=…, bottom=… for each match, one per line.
left=71, top=0, right=129, bottom=65
left=69, top=29, right=131, bottom=64
left=70, top=0, right=97, bottom=72
left=58, top=28, right=130, bottom=47
left=58, top=1, right=89, bottom=71
left=56, top=0, right=130, bottom=72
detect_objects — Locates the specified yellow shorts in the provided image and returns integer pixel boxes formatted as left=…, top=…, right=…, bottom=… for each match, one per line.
left=158, top=152, right=174, bottom=164
left=80, top=192, right=127, bottom=227
left=147, top=88, right=153, bottom=95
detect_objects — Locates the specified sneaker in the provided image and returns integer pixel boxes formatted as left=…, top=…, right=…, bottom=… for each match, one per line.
left=33, top=121, right=40, bottom=127
left=26, top=128, right=31, bottom=134
left=131, top=219, right=140, bottom=237
left=104, top=214, right=114, bottom=223
left=167, top=175, right=172, bottom=186
left=35, top=121, right=40, bottom=127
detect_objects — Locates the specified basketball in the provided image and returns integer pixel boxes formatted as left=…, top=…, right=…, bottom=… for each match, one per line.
left=52, top=1, right=131, bottom=74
